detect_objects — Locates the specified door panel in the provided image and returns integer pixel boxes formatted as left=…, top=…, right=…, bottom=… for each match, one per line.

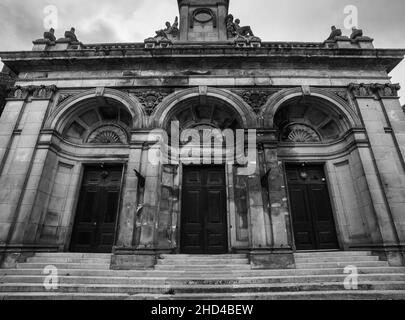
left=287, top=164, right=339, bottom=251
left=181, top=166, right=228, bottom=254
left=70, top=165, right=123, bottom=253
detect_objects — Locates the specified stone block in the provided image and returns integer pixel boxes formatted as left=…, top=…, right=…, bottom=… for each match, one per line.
left=250, top=251, right=295, bottom=269
left=111, top=253, right=156, bottom=270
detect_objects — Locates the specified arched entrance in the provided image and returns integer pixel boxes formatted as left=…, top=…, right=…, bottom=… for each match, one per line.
left=49, top=93, right=137, bottom=253
left=272, top=93, right=356, bottom=251
left=152, top=87, right=255, bottom=254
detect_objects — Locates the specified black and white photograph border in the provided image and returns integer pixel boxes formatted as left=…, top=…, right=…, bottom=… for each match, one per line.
left=0, top=0, right=404, bottom=302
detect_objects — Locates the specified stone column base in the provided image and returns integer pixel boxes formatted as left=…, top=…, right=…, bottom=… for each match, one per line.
left=250, top=250, right=295, bottom=270
left=0, top=245, right=60, bottom=269
left=111, top=248, right=169, bottom=270
left=349, top=245, right=405, bottom=267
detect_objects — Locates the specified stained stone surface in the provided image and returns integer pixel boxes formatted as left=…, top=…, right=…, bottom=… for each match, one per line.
left=0, top=0, right=404, bottom=270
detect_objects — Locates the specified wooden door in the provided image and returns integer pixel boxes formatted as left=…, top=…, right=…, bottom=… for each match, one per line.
left=181, top=166, right=228, bottom=254
left=286, top=164, right=339, bottom=250
left=70, top=165, right=123, bottom=253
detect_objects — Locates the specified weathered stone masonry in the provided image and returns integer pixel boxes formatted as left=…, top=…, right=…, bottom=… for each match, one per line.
left=0, top=0, right=405, bottom=269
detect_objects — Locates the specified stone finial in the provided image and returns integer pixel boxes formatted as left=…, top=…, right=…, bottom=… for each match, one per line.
left=326, top=26, right=342, bottom=41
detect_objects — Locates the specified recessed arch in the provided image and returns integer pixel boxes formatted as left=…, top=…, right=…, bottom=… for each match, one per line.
left=46, top=88, right=146, bottom=132
left=151, top=87, right=258, bottom=129
left=260, top=87, right=361, bottom=129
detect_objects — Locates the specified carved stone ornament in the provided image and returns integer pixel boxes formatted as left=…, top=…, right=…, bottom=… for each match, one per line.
left=238, top=90, right=273, bottom=113
left=32, top=85, right=58, bottom=99
left=348, top=83, right=375, bottom=97
left=132, top=90, right=170, bottom=115
left=57, top=93, right=74, bottom=105
left=375, top=83, right=401, bottom=98
left=349, top=83, right=400, bottom=98
left=335, top=90, right=349, bottom=102
left=281, top=124, right=321, bottom=143
left=7, top=86, right=30, bottom=100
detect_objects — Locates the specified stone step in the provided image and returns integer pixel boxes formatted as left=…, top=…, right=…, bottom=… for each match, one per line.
left=294, top=256, right=381, bottom=263
left=1, top=282, right=405, bottom=294
left=17, top=263, right=111, bottom=270
left=154, top=264, right=252, bottom=270
left=295, top=261, right=389, bottom=269
left=157, top=259, right=249, bottom=265
left=2, top=266, right=405, bottom=277
left=155, top=290, right=405, bottom=301
left=294, top=251, right=373, bottom=258
left=2, top=274, right=405, bottom=286
left=34, top=253, right=112, bottom=259
left=2, top=290, right=405, bottom=300
left=160, top=254, right=248, bottom=259
left=26, top=258, right=112, bottom=264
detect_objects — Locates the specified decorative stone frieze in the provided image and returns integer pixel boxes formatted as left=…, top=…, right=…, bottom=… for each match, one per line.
left=7, top=85, right=57, bottom=100
left=374, top=83, right=401, bottom=98
left=7, top=86, right=31, bottom=100
left=348, top=83, right=401, bottom=99
left=32, top=85, right=58, bottom=100
left=348, top=83, right=375, bottom=98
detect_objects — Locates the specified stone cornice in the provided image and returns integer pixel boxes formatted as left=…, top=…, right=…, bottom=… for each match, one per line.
left=1, top=45, right=404, bottom=74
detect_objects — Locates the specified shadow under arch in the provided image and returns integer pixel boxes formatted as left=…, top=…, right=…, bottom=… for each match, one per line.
left=150, top=87, right=258, bottom=129
left=260, top=87, right=362, bottom=129
left=46, top=88, right=146, bottom=133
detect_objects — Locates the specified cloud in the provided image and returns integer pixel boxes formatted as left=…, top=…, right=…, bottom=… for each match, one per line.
left=0, top=0, right=404, bottom=104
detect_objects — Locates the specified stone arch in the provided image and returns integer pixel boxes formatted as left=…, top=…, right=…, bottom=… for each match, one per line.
left=150, top=87, right=258, bottom=129
left=261, top=87, right=361, bottom=128
left=46, top=88, right=146, bottom=132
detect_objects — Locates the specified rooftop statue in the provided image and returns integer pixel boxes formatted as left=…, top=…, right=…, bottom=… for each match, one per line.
left=350, top=27, right=363, bottom=40
left=44, top=28, right=57, bottom=42
left=155, top=17, right=179, bottom=40
left=64, top=27, right=78, bottom=42
left=326, top=26, right=342, bottom=41
left=226, top=14, right=255, bottom=38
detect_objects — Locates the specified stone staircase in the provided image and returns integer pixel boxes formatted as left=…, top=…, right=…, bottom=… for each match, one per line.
left=1, top=251, right=405, bottom=300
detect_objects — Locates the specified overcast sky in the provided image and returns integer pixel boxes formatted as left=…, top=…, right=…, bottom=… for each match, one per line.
left=0, top=0, right=404, bottom=104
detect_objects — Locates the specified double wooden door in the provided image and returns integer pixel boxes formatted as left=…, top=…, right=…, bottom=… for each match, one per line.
left=286, top=164, right=339, bottom=251
left=70, top=165, right=123, bottom=253
left=181, top=166, right=228, bottom=254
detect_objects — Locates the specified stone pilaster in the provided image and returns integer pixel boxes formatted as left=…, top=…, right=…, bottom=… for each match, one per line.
left=112, top=130, right=163, bottom=269
left=0, top=85, right=56, bottom=248
left=349, top=83, right=405, bottom=265
left=250, top=130, right=295, bottom=269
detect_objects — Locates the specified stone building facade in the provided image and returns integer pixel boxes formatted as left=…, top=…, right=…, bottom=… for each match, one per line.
left=0, top=0, right=405, bottom=269
left=0, top=67, right=14, bottom=117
